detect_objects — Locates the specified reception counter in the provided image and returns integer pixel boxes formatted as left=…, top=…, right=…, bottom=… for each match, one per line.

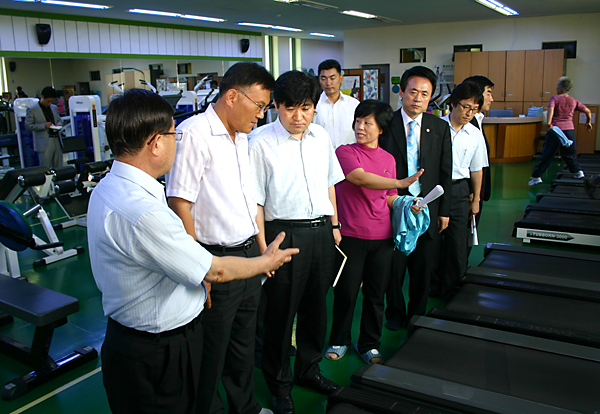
left=482, top=116, right=543, bottom=162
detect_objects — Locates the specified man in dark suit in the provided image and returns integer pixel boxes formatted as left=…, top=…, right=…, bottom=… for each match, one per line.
left=25, top=86, right=63, bottom=168
left=381, top=66, right=452, bottom=330
left=464, top=76, right=493, bottom=224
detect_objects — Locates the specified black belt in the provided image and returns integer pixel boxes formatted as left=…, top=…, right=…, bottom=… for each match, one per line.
left=200, top=236, right=255, bottom=253
left=108, top=313, right=202, bottom=339
left=271, top=216, right=329, bottom=228
left=452, top=178, right=467, bottom=184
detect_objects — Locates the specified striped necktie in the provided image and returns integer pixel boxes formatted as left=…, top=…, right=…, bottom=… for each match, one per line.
left=407, top=120, right=421, bottom=196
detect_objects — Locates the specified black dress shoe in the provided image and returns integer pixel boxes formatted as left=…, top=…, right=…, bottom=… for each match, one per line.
left=385, top=319, right=401, bottom=331
left=294, top=373, right=338, bottom=395
left=272, top=394, right=294, bottom=414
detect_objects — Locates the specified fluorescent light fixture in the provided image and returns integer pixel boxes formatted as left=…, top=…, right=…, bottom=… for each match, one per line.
left=474, top=0, right=519, bottom=16
left=13, top=0, right=111, bottom=8
left=237, top=22, right=302, bottom=32
left=340, top=10, right=376, bottom=19
left=180, top=14, right=224, bottom=23
left=129, top=8, right=179, bottom=17
left=309, top=32, right=335, bottom=38
left=128, top=9, right=224, bottom=22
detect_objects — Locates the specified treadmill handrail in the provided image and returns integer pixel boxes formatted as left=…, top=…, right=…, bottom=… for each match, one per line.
left=413, top=316, right=600, bottom=363
left=525, top=203, right=600, bottom=216
left=483, top=243, right=600, bottom=262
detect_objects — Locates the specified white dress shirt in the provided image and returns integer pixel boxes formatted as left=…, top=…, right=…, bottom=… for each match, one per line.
left=441, top=114, right=489, bottom=180
left=88, top=161, right=212, bottom=333
left=400, top=107, right=424, bottom=152
left=314, top=91, right=360, bottom=148
left=474, top=112, right=485, bottom=129
left=166, top=104, right=259, bottom=246
left=248, top=119, right=345, bottom=221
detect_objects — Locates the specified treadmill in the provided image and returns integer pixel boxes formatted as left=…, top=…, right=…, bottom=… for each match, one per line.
left=334, top=316, right=600, bottom=414
left=466, top=243, right=600, bottom=301
left=513, top=197, right=600, bottom=246
left=429, top=283, right=600, bottom=348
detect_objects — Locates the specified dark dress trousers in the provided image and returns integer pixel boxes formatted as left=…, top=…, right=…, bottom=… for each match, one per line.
left=380, top=110, right=452, bottom=323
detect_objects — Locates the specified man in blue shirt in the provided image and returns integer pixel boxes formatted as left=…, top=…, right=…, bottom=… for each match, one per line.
left=88, top=88, right=298, bottom=414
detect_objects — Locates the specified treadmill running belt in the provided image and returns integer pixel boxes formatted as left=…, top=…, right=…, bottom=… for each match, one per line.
left=528, top=196, right=600, bottom=214
left=515, top=209, right=600, bottom=235
left=551, top=186, right=589, bottom=196
left=440, top=284, right=600, bottom=345
left=479, top=250, right=599, bottom=280
left=384, top=328, right=600, bottom=413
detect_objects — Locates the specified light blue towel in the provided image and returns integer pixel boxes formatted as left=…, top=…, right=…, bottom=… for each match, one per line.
left=391, top=195, right=431, bottom=256
left=550, top=126, right=573, bottom=147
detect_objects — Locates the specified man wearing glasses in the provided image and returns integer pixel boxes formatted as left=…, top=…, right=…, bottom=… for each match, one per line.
left=249, top=71, right=344, bottom=414
left=89, top=89, right=298, bottom=414
left=167, top=62, right=276, bottom=414
left=438, top=81, right=488, bottom=301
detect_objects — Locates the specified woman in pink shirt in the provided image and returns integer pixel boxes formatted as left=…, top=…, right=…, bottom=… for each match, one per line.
left=325, top=100, right=422, bottom=364
left=529, top=77, right=592, bottom=185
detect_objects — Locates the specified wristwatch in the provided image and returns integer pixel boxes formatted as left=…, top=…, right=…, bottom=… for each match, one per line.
left=332, top=223, right=341, bottom=230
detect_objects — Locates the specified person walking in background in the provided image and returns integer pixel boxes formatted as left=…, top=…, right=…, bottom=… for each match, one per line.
left=529, top=76, right=592, bottom=185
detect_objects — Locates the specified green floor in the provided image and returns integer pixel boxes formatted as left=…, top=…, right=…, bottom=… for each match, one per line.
left=0, top=157, right=595, bottom=414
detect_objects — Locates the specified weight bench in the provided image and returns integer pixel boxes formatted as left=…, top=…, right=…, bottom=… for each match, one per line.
left=0, top=276, right=98, bottom=400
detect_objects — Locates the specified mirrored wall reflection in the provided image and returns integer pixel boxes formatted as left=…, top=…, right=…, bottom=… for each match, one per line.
left=2, top=57, right=235, bottom=109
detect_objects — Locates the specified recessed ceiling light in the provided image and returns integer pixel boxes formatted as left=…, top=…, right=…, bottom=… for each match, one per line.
left=237, top=22, right=302, bottom=32
left=13, top=0, right=111, bottom=9
left=340, top=10, right=377, bottom=19
left=128, top=9, right=224, bottom=22
left=309, top=32, right=335, bottom=38
left=474, top=0, right=518, bottom=16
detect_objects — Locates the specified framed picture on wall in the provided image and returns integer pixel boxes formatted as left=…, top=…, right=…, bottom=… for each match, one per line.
left=63, top=86, right=75, bottom=112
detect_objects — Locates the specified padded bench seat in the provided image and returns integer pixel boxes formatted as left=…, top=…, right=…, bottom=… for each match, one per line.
left=0, top=276, right=97, bottom=400
left=0, top=276, right=78, bottom=325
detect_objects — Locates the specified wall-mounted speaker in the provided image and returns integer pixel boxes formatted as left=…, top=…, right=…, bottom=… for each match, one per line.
left=36, top=23, right=52, bottom=46
left=240, top=38, right=250, bottom=54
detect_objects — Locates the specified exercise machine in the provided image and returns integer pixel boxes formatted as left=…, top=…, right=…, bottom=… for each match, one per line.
left=331, top=316, right=600, bottom=413
left=0, top=168, right=84, bottom=277
left=13, top=97, right=40, bottom=168
left=69, top=95, right=111, bottom=162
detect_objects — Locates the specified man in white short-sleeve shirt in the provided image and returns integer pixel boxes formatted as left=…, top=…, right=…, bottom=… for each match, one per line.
left=314, top=59, right=360, bottom=148
left=167, top=63, right=277, bottom=414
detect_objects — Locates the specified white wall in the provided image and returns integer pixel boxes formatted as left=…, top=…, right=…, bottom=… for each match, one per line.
left=0, top=14, right=262, bottom=60
left=344, top=12, right=600, bottom=148
left=300, top=39, right=343, bottom=75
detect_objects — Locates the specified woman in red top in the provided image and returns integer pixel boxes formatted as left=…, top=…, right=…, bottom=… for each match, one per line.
left=529, top=77, right=592, bottom=185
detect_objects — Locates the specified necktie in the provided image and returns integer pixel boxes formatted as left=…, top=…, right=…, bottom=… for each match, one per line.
left=407, top=120, right=421, bottom=196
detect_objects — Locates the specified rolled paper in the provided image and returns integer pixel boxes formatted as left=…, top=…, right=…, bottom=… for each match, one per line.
left=416, top=184, right=444, bottom=208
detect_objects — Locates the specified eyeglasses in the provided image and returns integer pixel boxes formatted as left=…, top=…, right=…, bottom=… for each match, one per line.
left=235, top=89, right=270, bottom=113
left=146, top=131, right=183, bottom=146
left=457, top=102, right=479, bottom=114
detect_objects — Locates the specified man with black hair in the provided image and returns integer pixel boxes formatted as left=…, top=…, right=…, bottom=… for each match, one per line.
left=167, top=62, right=276, bottom=414
left=381, top=66, right=452, bottom=330
left=438, top=81, right=488, bottom=300
left=88, top=88, right=298, bottom=414
left=464, top=75, right=493, bottom=221
left=314, top=59, right=360, bottom=148
left=25, top=86, right=62, bottom=168
left=249, top=70, right=344, bottom=414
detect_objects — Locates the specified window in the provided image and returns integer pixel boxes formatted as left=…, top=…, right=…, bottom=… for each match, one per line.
left=400, top=48, right=426, bottom=63
left=453, top=44, right=483, bottom=61
left=177, top=63, right=192, bottom=75
left=90, top=70, right=101, bottom=81
left=543, top=41, right=577, bottom=59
